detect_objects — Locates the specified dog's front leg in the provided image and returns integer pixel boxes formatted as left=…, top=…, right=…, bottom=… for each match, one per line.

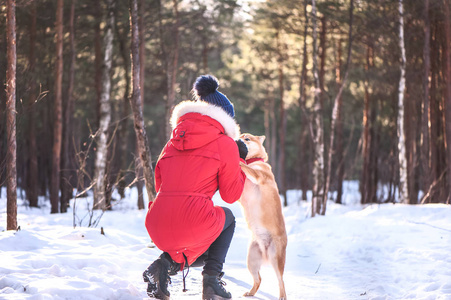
left=240, top=163, right=260, bottom=184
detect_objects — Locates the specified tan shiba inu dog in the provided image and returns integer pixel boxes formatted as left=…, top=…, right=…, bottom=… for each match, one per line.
left=238, top=133, right=288, bottom=300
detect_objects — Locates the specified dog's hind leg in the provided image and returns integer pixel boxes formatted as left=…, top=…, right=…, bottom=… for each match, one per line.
left=268, top=241, right=287, bottom=300
left=244, top=240, right=263, bottom=297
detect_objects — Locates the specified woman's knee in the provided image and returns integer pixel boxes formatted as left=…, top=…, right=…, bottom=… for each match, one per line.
left=222, top=207, right=235, bottom=230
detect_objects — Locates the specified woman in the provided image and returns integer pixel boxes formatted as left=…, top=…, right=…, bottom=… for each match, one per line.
left=143, top=75, right=248, bottom=300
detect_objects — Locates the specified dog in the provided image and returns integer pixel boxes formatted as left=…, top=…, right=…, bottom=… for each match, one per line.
left=238, top=133, right=288, bottom=300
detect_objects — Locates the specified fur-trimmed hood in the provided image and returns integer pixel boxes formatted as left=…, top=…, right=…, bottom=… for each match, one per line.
left=170, top=101, right=241, bottom=140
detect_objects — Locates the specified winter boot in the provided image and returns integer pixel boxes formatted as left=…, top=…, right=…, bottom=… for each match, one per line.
left=161, top=252, right=181, bottom=276
left=202, top=272, right=232, bottom=300
left=143, top=255, right=172, bottom=299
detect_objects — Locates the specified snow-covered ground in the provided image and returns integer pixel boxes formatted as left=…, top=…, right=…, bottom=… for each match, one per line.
left=1, top=182, right=451, bottom=300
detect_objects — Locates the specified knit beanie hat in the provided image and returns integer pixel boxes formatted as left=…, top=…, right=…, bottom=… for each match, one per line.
left=193, top=75, right=235, bottom=118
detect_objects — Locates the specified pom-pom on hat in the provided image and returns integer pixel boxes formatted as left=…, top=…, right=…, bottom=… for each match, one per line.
left=193, top=75, right=235, bottom=118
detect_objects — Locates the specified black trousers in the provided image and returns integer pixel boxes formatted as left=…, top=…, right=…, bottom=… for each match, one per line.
left=162, top=207, right=236, bottom=275
left=195, top=207, right=236, bottom=275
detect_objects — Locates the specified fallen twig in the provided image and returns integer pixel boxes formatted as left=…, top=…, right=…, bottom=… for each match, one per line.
left=315, top=263, right=321, bottom=274
left=407, top=220, right=451, bottom=233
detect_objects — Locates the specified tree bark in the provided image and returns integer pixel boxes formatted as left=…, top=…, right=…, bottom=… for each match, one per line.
left=139, top=0, right=145, bottom=103
left=420, top=0, right=431, bottom=201
left=439, top=38, right=448, bottom=202
left=94, top=1, right=102, bottom=127
left=370, top=116, right=379, bottom=202
left=165, top=0, right=180, bottom=140
left=335, top=37, right=344, bottom=205
left=276, top=27, right=287, bottom=206
left=263, top=85, right=276, bottom=170
left=0, top=32, right=5, bottom=188
left=6, top=0, right=17, bottom=230
left=264, top=83, right=277, bottom=170
left=136, top=0, right=146, bottom=210
left=444, top=0, right=451, bottom=203
left=269, top=88, right=277, bottom=170
left=323, top=0, right=353, bottom=215
left=311, top=0, right=325, bottom=217
left=397, top=0, right=409, bottom=204
left=299, top=0, right=309, bottom=202
left=319, top=16, right=327, bottom=107
left=129, top=0, right=155, bottom=202
left=27, top=3, right=39, bottom=208
left=61, top=0, right=77, bottom=213
left=135, top=138, right=145, bottom=209
left=93, top=0, right=115, bottom=210
left=50, top=0, right=64, bottom=214
left=361, top=44, right=371, bottom=204
left=264, top=97, right=270, bottom=162
left=427, top=23, right=439, bottom=203
left=115, top=16, right=131, bottom=200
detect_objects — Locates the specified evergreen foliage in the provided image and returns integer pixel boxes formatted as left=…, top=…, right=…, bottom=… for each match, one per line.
left=1, top=0, right=450, bottom=210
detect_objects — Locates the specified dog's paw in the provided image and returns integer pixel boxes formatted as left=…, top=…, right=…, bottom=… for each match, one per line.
left=243, top=292, right=255, bottom=297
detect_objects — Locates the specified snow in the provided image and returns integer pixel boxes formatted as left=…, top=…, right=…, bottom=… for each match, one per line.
left=1, top=182, right=451, bottom=300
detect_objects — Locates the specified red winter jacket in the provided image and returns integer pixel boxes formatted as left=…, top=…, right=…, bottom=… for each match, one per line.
left=145, top=101, right=246, bottom=267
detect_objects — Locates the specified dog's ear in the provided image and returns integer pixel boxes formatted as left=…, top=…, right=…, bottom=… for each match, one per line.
left=258, top=136, right=266, bottom=144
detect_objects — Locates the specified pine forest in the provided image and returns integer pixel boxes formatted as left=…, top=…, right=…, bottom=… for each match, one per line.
left=2, top=0, right=451, bottom=225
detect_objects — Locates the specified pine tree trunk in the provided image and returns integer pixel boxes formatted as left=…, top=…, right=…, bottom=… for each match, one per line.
left=6, top=0, right=17, bottom=230
left=93, top=0, right=115, bottom=211
left=0, top=32, right=5, bottom=188
left=361, top=44, right=371, bottom=204
left=318, top=16, right=328, bottom=206
left=94, top=1, right=102, bottom=127
left=116, top=18, right=131, bottom=200
left=299, top=0, right=309, bottom=202
left=139, top=0, right=145, bottom=104
left=335, top=37, right=344, bottom=205
left=267, top=88, right=277, bottom=169
left=276, top=28, right=287, bottom=206
left=129, top=0, right=155, bottom=202
left=133, top=0, right=145, bottom=210
left=407, top=82, right=419, bottom=204
left=137, top=0, right=146, bottom=210
left=443, top=0, right=451, bottom=203
left=135, top=139, right=144, bottom=209
left=370, top=118, right=379, bottom=202
left=397, top=0, right=409, bottom=204
left=439, top=46, right=448, bottom=202
left=165, top=0, right=180, bottom=140
left=61, top=0, right=77, bottom=213
left=264, top=97, right=270, bottom=158
left=420, top=0, right=431, bottom=201
left=311, top=0, right=325, bottom=217
left=50, top=0, right=64, bottom=214
left=319, top=16, right=327, bottom=108
left=427, top=24, right=439, bottom=203
left=323, top=0, right=353, bottom=215
left=263, top=86, right=271, bottom=165
left=27, top=3, right=39, bottom=208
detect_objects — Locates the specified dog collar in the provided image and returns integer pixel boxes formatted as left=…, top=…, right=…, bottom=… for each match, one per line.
left=246, top=158, right=264, bottom=164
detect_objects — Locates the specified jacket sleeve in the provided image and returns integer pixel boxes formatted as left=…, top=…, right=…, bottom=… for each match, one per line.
left=154, top=162, right=162, bottom=193
left=154, top=144, right=168, bottom=193
left=217, top=137, right=246, bottom=204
